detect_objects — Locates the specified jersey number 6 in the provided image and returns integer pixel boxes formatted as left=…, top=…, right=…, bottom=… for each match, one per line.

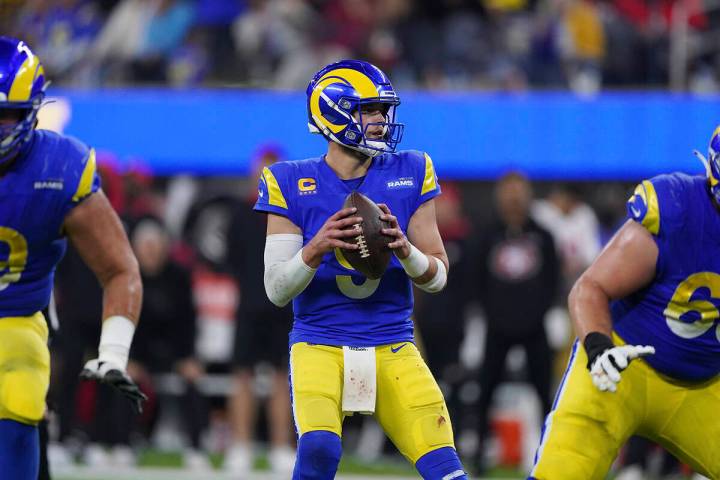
left=664, top=272, right=720, bottom=342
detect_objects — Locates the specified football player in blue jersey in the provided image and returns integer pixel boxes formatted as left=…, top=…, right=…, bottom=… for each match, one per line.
left=529, top=127, right=720, bottom=480
left=0, top=37, right=145, bottom=479
left=254, top=60, right=467, bottom=479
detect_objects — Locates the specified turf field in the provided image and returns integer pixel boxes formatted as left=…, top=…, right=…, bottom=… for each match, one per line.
left=55, top=469, right=524, bottom=480
left=52, top=451, right=526, bottom=480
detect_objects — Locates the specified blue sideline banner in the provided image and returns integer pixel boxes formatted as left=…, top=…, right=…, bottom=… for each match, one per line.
left=45, top=89, right=719, bottom=179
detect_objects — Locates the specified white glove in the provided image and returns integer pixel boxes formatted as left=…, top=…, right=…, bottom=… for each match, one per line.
left=81, top=357, right=127, bottom=379
left=589, top=344, right=655, bottom=392
left=80, top=316, right=146, bottom=412
left=80, top=360, right=147, bottom=413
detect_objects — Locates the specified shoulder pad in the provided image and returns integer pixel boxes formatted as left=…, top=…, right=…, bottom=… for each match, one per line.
left=627, top=173, right=694, bottom=236
left=628, top=179, right=660, bottom=234
left=260, top=164, right=289, bottom=210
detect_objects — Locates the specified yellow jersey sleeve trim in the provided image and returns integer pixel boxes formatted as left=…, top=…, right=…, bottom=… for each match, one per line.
left=634, top=180, right=660, bottom=235
left=72, top=148, right=97, bottom=202
left=262, top=166, right=288, bottom=210
left=420, top=153, right=438, bottom=196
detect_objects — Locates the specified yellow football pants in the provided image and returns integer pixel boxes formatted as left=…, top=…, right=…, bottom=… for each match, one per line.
left=289, top=342, right=455, bottom=464
left=0, top=312, right=49, bottom=425
left=531, top=334, right=720, bottom=480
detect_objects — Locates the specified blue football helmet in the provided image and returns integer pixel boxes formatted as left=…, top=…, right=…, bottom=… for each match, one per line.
left=695, top=125, right=720, bottom=204
left=0, top=37, right=47, bottom=166
left=708, top=126, right=720, bottom=203
left=306, top=60, right=403, bottom=157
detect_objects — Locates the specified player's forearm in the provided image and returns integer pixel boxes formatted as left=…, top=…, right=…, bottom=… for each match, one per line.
left=265, top=250, right=316, bottom=306
left=568, top=274, right=614, bottom=342
left=92, top=266, right=142, bottom=371
left=265, top=234, right=317, bottom=307
left=100, top=267, right=143, bottom=324
left=301, top=243, right=325, bottom=269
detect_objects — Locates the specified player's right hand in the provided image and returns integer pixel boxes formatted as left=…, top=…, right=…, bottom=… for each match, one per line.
left=304, top=207, right=362, bottom=266
left=377, top=203, right=411, bottom=259
left=80, top=359, right=148, bottom=413
left=589, top=344, right=655, bottom=393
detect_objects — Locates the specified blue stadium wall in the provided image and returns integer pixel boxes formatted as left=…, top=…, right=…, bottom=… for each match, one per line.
left=51, top=89, right=719, bottom=179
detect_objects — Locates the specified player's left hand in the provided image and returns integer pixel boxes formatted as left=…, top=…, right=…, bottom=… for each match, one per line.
left=378, top=203, right=411, bottom=258
left=80, top=359, right=148, bottom=413
left=589, top=344, right=655, bottom=393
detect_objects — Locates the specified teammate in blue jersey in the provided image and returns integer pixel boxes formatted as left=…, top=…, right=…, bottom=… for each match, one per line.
left=254, top=60, right=467, bottom=479
left=0, top=37, right=145, bottom=479
left=530, top=126, right=720, bottom=480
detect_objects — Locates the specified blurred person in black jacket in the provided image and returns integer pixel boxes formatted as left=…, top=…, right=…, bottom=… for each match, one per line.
left=472, top=172, right=559, bottom=473
left=125, top=216, right=209, bottom=470
left=224, top=146, right=295, bottom=475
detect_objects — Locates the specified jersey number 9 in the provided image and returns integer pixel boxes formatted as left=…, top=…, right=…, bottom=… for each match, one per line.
left=0, top=227, right=28, bottom=291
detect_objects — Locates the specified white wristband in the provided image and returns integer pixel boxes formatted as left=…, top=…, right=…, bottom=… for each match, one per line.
left=397, top=243, right=429, bottom=278
left=416, top=257, right=448, bottom=293
left=97, top=315, right=135, bottom=370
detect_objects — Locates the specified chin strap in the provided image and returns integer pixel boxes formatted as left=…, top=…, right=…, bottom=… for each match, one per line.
left=694, top=149, right=712, bottom=178
left=363, top=139, right=389, bottom=155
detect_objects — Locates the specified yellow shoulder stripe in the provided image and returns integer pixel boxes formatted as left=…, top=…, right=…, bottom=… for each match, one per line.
left=72, top=149, right=97, bottom=202
left=420, top=153, right=438, bottom=196
left=631, top=180, right=660, bottom=235
left=262, top=166, right=288, bottom=209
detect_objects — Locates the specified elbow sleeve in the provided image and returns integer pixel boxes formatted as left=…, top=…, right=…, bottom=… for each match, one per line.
left=263, top=234, right=316, bottom=307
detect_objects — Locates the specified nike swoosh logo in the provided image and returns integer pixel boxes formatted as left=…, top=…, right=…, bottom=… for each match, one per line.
left=630, top=204, right=641, bottom=217
left=391, top=343, right=407, bottom=353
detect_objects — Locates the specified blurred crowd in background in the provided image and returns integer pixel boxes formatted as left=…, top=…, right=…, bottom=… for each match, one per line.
left=1, top=0, right=720, bottom=93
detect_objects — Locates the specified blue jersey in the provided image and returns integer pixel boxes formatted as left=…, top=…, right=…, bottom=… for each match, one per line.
left=613, top=173, right=720, bottom=381
left=0, top=130, right=100, bottom=317
left=254, top=150, right=441, bottom=346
